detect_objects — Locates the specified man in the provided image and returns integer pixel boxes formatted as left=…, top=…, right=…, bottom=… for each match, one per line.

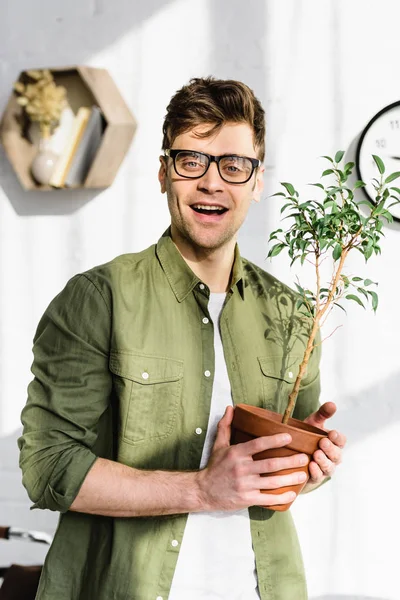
left=19, top=77, right=345, bottom=600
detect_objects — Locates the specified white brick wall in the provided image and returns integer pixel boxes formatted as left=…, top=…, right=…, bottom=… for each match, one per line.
left=0, top=430, right=57, bottom=570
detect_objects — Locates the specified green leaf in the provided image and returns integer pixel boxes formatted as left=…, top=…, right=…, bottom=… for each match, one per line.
left=323, top=200, right=337, bottom=210
left=372, top=155, right=385, bottom=174
left=281, top=182, right=295, bottom=196
left=352, top=276, right=363, bottom=282
left=354, top=180, right=366, bottom=188
left=322, top=155, right=334, bottom=163
left=367, top=290, right=379, bottom=312
left=335, top=150, right=345, bottom=163
left=388, top=200, right=400, bottom=208
left=270, top=192, right=286, bottom=197
left=357, top=287, right=369, bottom=299
left=333, top=244, right=342, bottom=260
left=364, top=247, right=374, bottom=260
left=268, top=243, right=286, bottom=258
left=374, top=199, right=385, bottom=215
left=322, top=169, right=334, bottom=177
left=390, top=187, right=400, bottom=194
left=384, top=172, right=400, bottom=184
left=345, top=294, right=365, bottom=308
left=280, top=202, right=293, bottom=214
left=364, top=278, right=376, bottom=286
left=334, top=302, right=347, bottom=314
left=358, top=199, right=374, bottom=210
left=344, top=161, right=355, bottom=172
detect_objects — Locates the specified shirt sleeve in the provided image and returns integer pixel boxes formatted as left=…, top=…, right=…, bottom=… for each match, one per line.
left=18, top=273, right=112, bottom=513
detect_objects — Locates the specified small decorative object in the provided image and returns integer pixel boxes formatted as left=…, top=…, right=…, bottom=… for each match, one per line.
left=13, top=69, right=67, bottom=185
left=30, top=137, right=60, bottom=185
left=232, top=152, right=400, bottom=510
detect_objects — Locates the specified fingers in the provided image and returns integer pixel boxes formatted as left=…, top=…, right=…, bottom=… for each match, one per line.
left=238, top=433, right=292, bottom=456
left=212, top=406, right=234, bottom=452
left=236, top=489, right=298, bottom=508
left=251, top=453, right=309, bottom=475
left=257, top=470, right=308, bottom=490
left=328, top=429, right=347, bottom=449
left=320, top=435, right=344, bottom=464
left=309, top=435, right=343, bottom=480
left=308, top=459, right=324, bottom=482
left=304, top=401, right=337, bottom=429
left=253, top=490, right=297, bottom=507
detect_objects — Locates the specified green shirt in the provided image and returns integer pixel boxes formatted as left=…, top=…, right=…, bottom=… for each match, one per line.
left=19, top=229, right=321, bottom=600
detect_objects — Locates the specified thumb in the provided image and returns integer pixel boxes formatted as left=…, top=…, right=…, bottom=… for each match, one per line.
left=212, top=406, right=234, bottom=452
left=304, top=401, right=337, bottom=429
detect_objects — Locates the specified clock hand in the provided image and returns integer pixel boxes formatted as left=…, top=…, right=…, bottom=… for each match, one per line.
left=389, top=156, right=400, bottom=160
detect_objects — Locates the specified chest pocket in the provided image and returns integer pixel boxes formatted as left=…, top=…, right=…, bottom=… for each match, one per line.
left=257, top=355, right=305, bottom=413
left=109, top=351, right=183, bottom=445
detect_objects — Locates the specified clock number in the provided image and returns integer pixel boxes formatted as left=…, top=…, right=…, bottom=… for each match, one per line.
left=390, top=120, right=400, bottom=129
left=375, top=138, right=386, bottom=148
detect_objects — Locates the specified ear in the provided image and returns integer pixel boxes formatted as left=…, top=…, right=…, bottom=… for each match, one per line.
left=158, top=156, right=167, bottom=194
left=252, top=164, right=265, bottom=203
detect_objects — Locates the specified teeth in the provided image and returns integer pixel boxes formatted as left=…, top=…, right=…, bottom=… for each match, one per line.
left=192, top=205, right=224, bottom=211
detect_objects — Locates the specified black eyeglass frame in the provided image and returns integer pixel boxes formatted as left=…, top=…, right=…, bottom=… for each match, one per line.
left=164, top=149, right=261, bottom=184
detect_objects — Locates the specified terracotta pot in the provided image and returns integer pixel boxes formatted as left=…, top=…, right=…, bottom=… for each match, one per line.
left=231, top=404, right=328, bottom=511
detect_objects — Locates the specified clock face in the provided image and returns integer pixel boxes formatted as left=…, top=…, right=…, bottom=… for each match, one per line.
left=356, top=101, right=400, bottom=223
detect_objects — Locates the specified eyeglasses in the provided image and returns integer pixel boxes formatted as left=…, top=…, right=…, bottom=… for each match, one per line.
left=164, top=149, right=261, bottom=184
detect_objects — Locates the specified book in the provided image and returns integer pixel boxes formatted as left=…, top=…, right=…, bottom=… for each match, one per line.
left=64, top=106, right=104, bottom=187
left=49, top=106, right=91, bottom=188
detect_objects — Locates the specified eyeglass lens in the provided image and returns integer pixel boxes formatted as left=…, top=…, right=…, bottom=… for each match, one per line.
left=174, top=151, right=254, bottom=183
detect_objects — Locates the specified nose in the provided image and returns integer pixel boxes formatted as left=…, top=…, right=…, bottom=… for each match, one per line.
left=197, top=161, right=224, bottom=194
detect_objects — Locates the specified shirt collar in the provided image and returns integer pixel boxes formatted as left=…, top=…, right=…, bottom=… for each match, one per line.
left=156, top=228, right=245, bottom=302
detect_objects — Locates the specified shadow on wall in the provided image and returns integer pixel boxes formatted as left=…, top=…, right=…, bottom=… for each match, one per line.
left=329, top=369, right=400, bottom=447
left=0, top=0, right=173, bottom=111
left=0, top=0, right=172, bottom=216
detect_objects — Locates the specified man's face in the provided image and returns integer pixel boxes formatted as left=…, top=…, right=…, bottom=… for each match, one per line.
left=158, top=122, right=264, bottom=254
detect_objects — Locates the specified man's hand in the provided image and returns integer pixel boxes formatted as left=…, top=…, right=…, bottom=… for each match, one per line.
left=197, top=406, right=309, bottom=511
left=303, top=401, right=346, bottom=490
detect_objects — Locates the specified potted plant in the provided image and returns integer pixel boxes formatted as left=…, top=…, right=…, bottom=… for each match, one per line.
left=231, top=151, right=400, bottom=510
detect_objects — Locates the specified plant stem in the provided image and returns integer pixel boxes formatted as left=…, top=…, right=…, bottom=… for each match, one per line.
left=282, top=248, right=348, bottom=424
left=282, top=317, right=320, bottom=424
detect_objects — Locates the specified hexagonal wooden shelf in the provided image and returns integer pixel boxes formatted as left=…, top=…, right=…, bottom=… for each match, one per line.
left=0, top=66, right=137, bottom=190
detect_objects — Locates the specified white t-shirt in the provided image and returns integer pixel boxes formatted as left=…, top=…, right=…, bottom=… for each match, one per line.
left=169, top=293, right=260, bottom=600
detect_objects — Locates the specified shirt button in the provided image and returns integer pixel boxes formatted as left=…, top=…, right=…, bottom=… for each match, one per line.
left=204, top=370, right=211, bottom=377
left=199, top=283, right=205, bottom=290
left=288, top=371, right=293, bottom=379
left=202, top=317, right=209, bottom=324
left=142, top=372, right=149, bottom=380
left=195, top=427, right=202, bottom=435
left=171, top=539, right=179, bottom=547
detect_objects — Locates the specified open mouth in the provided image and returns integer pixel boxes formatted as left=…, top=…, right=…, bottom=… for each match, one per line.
left=191, top=204, right=228, bottom=215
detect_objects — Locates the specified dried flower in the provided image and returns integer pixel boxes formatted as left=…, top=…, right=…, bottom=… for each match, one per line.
left=14, top=69, right=67, bottom=138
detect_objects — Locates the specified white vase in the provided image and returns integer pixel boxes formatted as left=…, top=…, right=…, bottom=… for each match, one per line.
left=31, top=137, right=59, bottom=185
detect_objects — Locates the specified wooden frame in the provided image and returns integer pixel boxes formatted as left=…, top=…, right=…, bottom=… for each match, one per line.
left=0, top=66, right=137, bottom=191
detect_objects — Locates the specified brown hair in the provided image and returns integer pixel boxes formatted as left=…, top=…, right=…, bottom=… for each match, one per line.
left=162, top=77, right=265, bottom=161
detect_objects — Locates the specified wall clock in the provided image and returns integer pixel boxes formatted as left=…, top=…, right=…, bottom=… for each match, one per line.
left=355, top=100, right=400, bottom=223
